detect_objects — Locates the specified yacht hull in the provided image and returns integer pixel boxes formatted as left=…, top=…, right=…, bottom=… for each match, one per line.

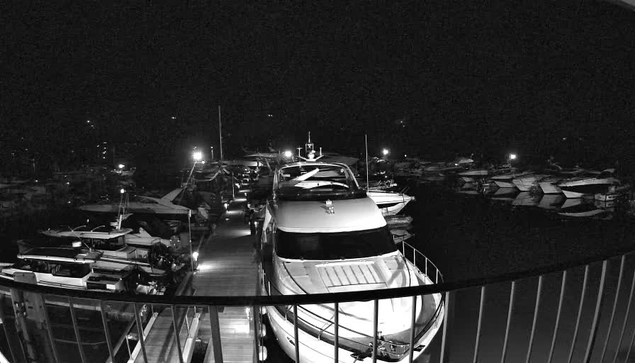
left=264, top=291, right=443, bottom=363
left=494, top=180, right=515, bottom=189
left=538, top=181, right=562, bottom=194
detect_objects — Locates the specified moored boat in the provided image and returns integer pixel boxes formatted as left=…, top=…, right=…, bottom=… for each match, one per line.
left=512, top=174, right=549, bottom=192
left=259, top=137, right=444, bottom=362
left=558, top=169, right=620, bottom=199
left=367, top=189, right=415, bottom=216
left=538, top=175, right=563, bottom=194
left=0, top=247, right=159, bottom=294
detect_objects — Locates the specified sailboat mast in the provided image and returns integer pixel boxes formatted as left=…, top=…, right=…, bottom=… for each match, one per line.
left=218, top=105, right=223, bottom=161
left=365, top=134, right=369, bottom=192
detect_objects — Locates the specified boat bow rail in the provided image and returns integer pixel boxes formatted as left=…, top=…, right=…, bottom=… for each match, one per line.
left=259, top=243, right=445, bottom=361
left=1, top=247, right=635, bottom=362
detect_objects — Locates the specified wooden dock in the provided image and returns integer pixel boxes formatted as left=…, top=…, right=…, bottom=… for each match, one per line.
left=132, top=196, right=259, bottom=363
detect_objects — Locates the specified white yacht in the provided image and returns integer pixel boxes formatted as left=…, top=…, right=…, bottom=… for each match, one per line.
left=78, top=188, right=195, bottom=216
left=366, top=189, right=415, bottom=216
left=558, top=169, right=620, bottom=199
left=512, top=174, right=550, bottom=192
left=38, top=219, right=182, bottom=276
left=0, top=247, right=158, bottom=294
left=537, top=175, right=563, bottom=194
left=259, top=142, right=444, bottom=363
left=491, top=169, right=533, bottom=189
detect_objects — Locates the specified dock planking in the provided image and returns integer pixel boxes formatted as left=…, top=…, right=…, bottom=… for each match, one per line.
left=133, top=198, right=259, bottom=362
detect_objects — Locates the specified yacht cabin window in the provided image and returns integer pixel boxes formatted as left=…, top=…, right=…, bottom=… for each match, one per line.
left=276, top=227, right=396, bottom=260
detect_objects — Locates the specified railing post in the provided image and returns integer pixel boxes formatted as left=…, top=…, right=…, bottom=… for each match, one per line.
left=68, top=296, right=87, bottom=363
left=439, top=291, right=450, bottom=363
left=568, top=264, right=590, bottom=363
left=612, top=263, right=635, bottom=363
left=548, top=270, right=568, bottom=363
left=334, top=302, right=339, bottom=363
left=372, top=299, right=379, bottom=363
left=500, top=280, right=517, bottom=363
left=425, top=258, right=428, bottom=276
left=170, top=305, right=185, bottom=363
left=600, top=255, right=624, bottom=363
left=413, top=247, right=417, bottom=267
left=293, top=304, right=300, bottom=363
left=525, top=275, right=543, bottom=363
left=134, top=303, right=149, bottom=363
left=409, top=295, right=417, bottom=363
left=472, top=286, right=486, bottom=363
left=184, top=306, right=191, bottom=337
left=583, top=260, right=608, bottom=363
left=10, top=288, right=38, bottom=362
left=99, top=300, right=115, bottom=363
left=209, top=305, right=224, bottom=363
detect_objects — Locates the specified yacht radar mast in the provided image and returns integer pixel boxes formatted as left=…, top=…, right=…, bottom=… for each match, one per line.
left=298, top=131, right=323, bottom=161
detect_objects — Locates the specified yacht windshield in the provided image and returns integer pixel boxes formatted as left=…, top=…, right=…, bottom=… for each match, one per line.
left=276, top=164, right=366, bottom=201
left=276, top=227, right=397, bottom=260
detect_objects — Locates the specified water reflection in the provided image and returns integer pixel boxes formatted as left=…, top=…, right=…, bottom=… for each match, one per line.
left=452, top=181, right=629, bottom=220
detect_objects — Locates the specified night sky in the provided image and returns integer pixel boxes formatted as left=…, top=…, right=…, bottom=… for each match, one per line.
left=1, top=1, right=635, bottom=172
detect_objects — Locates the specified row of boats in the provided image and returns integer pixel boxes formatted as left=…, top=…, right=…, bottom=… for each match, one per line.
left=478, top=167, right=629, bottom=200
left=391, top=156, right=631, bottom=201
left=0, top=211, right=190, bottom=295
left=1, top=133, right=436, bottom=362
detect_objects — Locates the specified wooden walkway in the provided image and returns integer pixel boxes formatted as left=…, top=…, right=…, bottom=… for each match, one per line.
left=133, top=196, right=259, bottom=363
left=193, top=199, right=258, bottom=363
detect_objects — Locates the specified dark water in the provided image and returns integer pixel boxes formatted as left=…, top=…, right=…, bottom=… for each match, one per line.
left=0, top=206, right=91, bottom=262
left=406, top=180, right=635, bottom=283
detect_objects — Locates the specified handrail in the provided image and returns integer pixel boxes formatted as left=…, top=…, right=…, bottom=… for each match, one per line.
left=0, top=245, right=632, bottom=306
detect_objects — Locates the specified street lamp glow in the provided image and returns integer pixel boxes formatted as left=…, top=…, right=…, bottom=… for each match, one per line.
left=509, top=153, right=517, bottom=161
left=382, top=148, right=389, bottom=156
left=120, top=188, right=125, bottom=194
left=118, top=164, right=125, bottom=169
left=283, top=150, right=293, bottom=158
left=192, top=151, right=203, bottom=162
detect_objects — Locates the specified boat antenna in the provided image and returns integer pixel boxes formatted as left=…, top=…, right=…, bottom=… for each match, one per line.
left=218, top=105, right=223, bottom=162
left=117, top=189, right=128, bottom=230
left=365, top=134, right=369, bottom=192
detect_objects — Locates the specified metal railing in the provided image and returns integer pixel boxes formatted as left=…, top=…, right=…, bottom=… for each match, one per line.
left=1, top=247, right=635, bottom=362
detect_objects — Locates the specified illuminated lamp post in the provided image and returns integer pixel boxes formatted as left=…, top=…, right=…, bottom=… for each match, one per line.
left=187, top=149, right=203, bottom=271
left=186, top=150, right=204, bottom=186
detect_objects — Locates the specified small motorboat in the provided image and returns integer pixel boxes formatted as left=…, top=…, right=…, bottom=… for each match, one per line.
left=367, top=189, right=415, bottom=216
left=0, top=247, right=160, bottom=294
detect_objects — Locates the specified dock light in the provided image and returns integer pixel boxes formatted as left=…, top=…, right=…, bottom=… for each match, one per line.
left=192, top=251, right=199, bottom=261
left=509, top=153, right=517, bottom=160
left=382, top=148, right=389, bottom=156
left=120, top=188, right=125, bottom=194
left=192, top=150, right=203, bottom=162
left=224, top=202, right=229, bottom=209
left=283, top=150, right=293, bottom=158
left=118, top=163, right=125, bottom=169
